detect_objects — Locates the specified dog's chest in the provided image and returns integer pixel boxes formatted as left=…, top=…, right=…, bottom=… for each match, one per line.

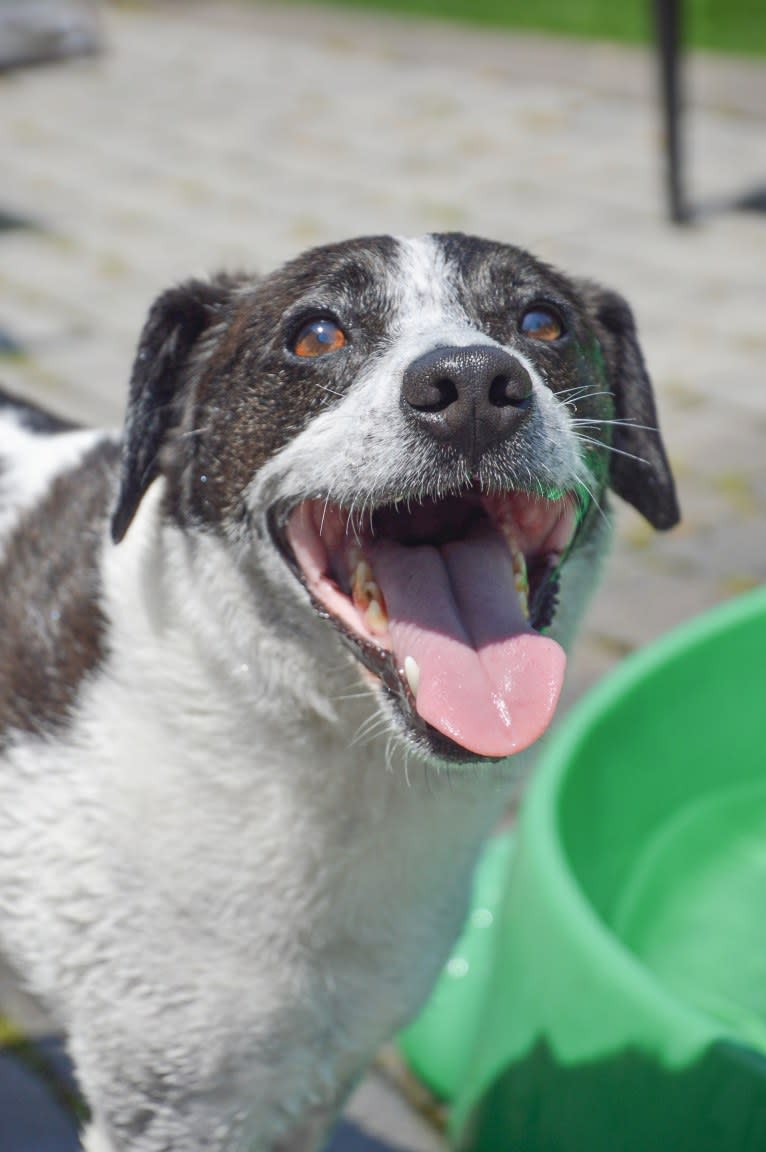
left=218, top=773, right=486, bottom=1145
left=116, top=743, right=489, bottom=1148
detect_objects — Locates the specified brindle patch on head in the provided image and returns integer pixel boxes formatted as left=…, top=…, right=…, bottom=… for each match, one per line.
left=163, top=236, right=400, bottom=528
left=0, top=439, right=118, bottom=747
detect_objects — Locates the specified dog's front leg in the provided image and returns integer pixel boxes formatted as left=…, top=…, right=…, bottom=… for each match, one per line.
left=74, top=1039, right=346, bottom=1152
left=82, top=1108, right=337, bottom=1152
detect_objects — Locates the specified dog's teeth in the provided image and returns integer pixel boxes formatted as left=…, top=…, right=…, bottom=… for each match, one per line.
left=493, top=510, right=530, bottom=619
left=365, top=598, right=389, bottom=636
left=351, top=560, right=389, bottom=634
left=404, top=655, right=420, bottom=698
left=501, top=527, right=529, bottom=620
left=512, top=548, right=529, bottom=620
left=487, top=507, right=532, bottom=620
left=351, top=559, right=374, bottom=607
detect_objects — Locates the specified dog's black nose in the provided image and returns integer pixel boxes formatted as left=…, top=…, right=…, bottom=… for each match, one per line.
left=401, top=344, right=533, bottom=465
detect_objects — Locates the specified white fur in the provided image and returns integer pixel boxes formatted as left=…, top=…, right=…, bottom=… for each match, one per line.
left=393, top=235, right=465, bottom=332
left=0, top=410, right=107, bottom=550
left=82, top=1123, right=117, bottom=1152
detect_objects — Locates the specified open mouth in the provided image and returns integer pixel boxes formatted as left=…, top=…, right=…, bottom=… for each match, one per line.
left=272, top=485, right=580, bottom=760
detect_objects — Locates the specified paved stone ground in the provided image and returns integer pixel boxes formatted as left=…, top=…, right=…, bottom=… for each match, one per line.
left=0, top=0, right=101, bottom=70
left=0, top=2, right=765, bottom=1147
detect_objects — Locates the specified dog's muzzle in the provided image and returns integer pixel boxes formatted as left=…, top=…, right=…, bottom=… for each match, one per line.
left=267, top=346, right=587, bottom=762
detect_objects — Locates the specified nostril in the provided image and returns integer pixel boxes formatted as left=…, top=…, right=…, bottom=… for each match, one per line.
left=489, top=374, right=533, bottom=408
left=408, top=377, right=459, bottom=413
left=402, top=344, right=533, bottom=462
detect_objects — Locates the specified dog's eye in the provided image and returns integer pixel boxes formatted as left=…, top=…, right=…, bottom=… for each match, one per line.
left=520, top=306, right=564, bottom=342
left=292, top=318, right=347, bottom=358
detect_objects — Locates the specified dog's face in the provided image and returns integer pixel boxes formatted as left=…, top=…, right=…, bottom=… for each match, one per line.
left=111, top=234, right=678, bottom=764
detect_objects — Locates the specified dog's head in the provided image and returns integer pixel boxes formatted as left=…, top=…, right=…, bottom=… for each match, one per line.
left=111, top=234, right=678, bottom=763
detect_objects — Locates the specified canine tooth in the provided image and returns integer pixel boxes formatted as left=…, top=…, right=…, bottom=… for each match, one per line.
left=404, top=656, right=420, bottom=697
left=515, top=569, right=529, bottom=620
left=351, top=560, right=374, bottom=605
left=508, top=537, right=530, bottom=620
left=493, top=510, right=531, bottom=620
left=365, top=599, right=389, bottom=635
left=350, top=557, right=388, bottom=631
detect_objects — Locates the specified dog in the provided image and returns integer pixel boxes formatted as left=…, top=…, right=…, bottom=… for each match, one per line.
left=0, top=234, right=678, bottom=1152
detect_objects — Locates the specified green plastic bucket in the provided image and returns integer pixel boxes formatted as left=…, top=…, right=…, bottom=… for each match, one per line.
left=401, top=586, right=766, bottom=1150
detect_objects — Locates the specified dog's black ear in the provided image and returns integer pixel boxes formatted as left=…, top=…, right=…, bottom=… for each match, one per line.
left=581, top=284, right=680, bottom=531
left=111, top=277, right=231, bottom=544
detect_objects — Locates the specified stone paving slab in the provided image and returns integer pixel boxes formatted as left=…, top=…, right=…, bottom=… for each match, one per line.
left=0, top=2, right=765, bottom=1147
left=0, top=0, right=101, bottom=71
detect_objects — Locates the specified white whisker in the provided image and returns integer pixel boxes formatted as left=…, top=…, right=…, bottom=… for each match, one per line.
left=350, top=713, right=390, bottom=749
left=571, top=417, right=659, bottom=434
left=312, top=381, right=345, bottom=399
left=576, top=434, right=650, bottom=468
left=574, top=472, right=610, bottom=527
left=558, top=388, right=615, bottom=408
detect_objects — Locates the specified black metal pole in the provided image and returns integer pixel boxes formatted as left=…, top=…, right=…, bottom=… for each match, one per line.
left=654, top=0, right=689, bottom=223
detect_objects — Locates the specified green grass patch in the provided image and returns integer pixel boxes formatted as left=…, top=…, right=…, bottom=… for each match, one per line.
left=274, top=0, right=766, bottom=56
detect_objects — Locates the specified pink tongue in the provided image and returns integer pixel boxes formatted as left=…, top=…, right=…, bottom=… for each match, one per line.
left=367, top=534, right=565, bottom=757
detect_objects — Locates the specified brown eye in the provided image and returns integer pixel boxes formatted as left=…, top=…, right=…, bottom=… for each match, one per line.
left=292, top=318, right=347, bottom=358
left=520, top=306, right=564, bottom=342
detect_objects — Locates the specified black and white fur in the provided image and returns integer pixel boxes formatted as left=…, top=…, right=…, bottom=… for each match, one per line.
left=0, top=235, right=678, bottom=1152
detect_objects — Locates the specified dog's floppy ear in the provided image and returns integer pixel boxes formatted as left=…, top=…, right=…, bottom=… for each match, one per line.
left=111, top=277, right=231, bottom=544
left=581, top=283, right=680, bottom=531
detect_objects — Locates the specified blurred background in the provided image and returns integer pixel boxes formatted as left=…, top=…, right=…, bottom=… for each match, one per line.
left=0, top=1, right=765, bottom=1148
